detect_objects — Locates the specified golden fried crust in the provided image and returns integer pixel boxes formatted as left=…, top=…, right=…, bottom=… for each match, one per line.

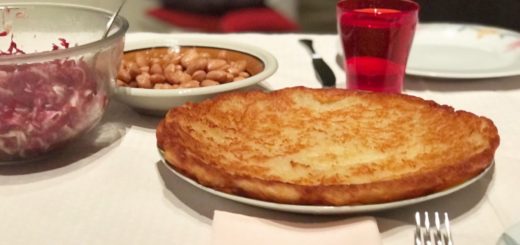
left=156, top=87, right=500, bottom=205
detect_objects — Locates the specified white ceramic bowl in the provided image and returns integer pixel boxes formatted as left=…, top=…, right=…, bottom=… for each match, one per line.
left=111, top=33, right=278, bottom=116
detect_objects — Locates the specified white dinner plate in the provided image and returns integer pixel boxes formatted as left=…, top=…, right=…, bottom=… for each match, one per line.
left=406, top=23, right=520, bottom=79
left=159, top=149, right=493, bottom=214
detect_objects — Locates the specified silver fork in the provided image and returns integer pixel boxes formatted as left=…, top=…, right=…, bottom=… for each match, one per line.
left=415, top=211, right=454, bottom=245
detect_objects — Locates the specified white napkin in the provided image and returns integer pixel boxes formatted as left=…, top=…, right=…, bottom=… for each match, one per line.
left=498, top=222, right=520, bottom=245
left=211, top=210, right=382, bottom=245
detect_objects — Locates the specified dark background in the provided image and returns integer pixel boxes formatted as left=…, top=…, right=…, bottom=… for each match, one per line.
left=415, top=0, right=520, bottom=31
left=298, top=0, right=520, bottom=33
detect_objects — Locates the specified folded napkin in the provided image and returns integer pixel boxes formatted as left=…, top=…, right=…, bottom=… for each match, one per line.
left=498, top=222, right=520, bottom=245
left=212, top=211, right=382, bottom=245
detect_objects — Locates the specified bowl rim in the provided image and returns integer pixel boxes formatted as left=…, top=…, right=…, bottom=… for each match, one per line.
left=112, top=33, right=278, bottom=97
left=0, top=2, right=129, bottom=63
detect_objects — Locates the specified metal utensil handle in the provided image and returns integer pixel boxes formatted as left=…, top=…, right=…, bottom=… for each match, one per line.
left=299, top=39, right=316, bottom=54
left=102, top=0, right=127, bottom=39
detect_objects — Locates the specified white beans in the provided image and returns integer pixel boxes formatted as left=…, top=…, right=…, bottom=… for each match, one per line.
left=150, top=74, right=166, bottom=84
left=201, top=79, right=220, bottom=87
left=117, top=48, right=252, bottom=89
left=185, top=58, right=208, bottom=75
left=135, top=73, right=152, bottom=88
left=150, top=63, right=163, bottom=75
left=191, top=70, right=207, bottom=82
left=206, top=70, right=228, bottom=83
left=207, top=59, right=227, bottom=71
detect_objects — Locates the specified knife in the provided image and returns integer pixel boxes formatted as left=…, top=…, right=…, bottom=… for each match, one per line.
left=299, top=39, right=336, bottom=87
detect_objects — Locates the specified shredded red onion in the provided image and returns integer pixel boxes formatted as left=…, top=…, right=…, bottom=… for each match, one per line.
left=52, top=38, right=70, bottom=51
left=0, top=59, right=108, bottom=160
left=58, top=38, right=70, bottom=49
left=0, top=34, right=107, bottom=161
left=0, top=35, right=71, bottom=54
left=0, top=35, right=25, bottom=56
left=51, top=43, right=60, bottom=51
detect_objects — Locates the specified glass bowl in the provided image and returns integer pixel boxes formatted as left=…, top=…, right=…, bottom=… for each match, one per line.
left=0, top=3, right=128, bottom=163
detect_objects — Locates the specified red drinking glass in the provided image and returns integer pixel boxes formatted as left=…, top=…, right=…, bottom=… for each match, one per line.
left=337, top=0, right=419, bottom=93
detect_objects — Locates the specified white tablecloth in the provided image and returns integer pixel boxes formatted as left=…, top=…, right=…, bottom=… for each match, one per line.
left=1, top=33, right=519, bottom=245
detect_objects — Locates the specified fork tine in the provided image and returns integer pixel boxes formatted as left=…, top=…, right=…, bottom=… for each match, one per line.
left=435, top=212, right=441, bottom=230
left=415, top=212, right=453, bottom=245
left=416, top=237, right=423, bottom=245
left=425, top=212, right=430, bottom=231
left=424, top=212, right=435, bottom=244
left=434, top=212, right=444, bottom=245
left=444, top=212, right=453, bottom=245
left=415, top=212, right=423, bottom=245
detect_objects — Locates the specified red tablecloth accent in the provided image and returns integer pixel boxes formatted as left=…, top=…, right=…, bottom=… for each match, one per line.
left=147, top=7, right=299, bottom=33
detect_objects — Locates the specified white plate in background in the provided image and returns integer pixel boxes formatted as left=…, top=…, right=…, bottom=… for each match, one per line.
left=406, top=23, right=520, bottom=79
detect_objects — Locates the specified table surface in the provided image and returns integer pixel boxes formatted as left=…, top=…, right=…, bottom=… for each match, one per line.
left=1, top=33, right=519, bottom=245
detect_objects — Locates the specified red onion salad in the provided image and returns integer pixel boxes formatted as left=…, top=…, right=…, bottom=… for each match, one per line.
left=0, top=40, right=108, bottom=161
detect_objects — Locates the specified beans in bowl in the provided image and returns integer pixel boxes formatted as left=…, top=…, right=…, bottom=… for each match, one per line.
left=117, top=47, right=260, bottom=89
